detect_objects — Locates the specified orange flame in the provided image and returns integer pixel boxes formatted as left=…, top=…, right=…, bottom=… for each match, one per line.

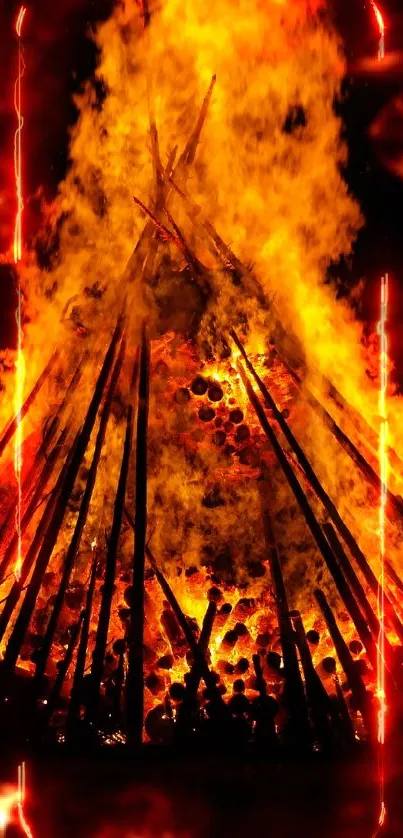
left=0, top=763, right=33, bottom=837
left=13, top=5, right=27, bottom=581
left=370, top=1, right=386, bottom=61
left=375, top=273, right=388, bottom=833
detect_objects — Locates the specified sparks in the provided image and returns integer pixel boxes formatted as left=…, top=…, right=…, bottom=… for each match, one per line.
left=13, top=6, right=27, bottom=581
left=370, top=1, right=386, bottom=61
left=375, top=273, right=388, bottom=834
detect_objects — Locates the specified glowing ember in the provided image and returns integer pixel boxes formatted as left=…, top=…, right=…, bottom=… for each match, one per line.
left=13, top=5, right=27, bottom=581
left=375, top=273, right=388, bottom=833
left=370, top=1, right=385, bottom=61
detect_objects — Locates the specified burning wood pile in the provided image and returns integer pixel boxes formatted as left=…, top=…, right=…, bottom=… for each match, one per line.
left=0, top=0, right=402, bottom=756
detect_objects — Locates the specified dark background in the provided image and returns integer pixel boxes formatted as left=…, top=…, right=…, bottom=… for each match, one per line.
left=0, top=0, right=402, bottom=373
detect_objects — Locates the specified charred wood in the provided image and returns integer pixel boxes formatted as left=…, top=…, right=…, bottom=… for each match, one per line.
left=32, top=337, right=126, bottom=696
left=314, top=588, right=375, bottom=740
left=0, top=350, right=59, bottom=459
left=290, top=610, right=334, bottom=751
left=86, top=404, right=134, bottom=724
left=126, top=327, right=150, bottom=748
left=0, top=319, right=124, bottom=682
left=263, top=509, right=311, bottom=748
left=67, top=552, right=98, bottom=730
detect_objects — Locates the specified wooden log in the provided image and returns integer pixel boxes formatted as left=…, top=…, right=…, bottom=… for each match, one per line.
left=32, top=337, right=126, bottom=694
left=334, top=675, right=356, bottom=747
left=385, top=560, right=403, bottom=594
left=0, top=426, right=74, bottom=643
left=237, top=360, right=348, bottom=583
left=173, top=75, right=216, bottom=175
left=126, top=328, right=150, bottom=748
left=86, top=404, right=134, bottom=724
left=290, top=610, right=334, bottom=750
left=40, top=612, right=84, bottom=732
left=0, top=424, right=70, bottom=583
left=67, top=552, right=98, bottom=730
left=235, top=350, right=403, bottom=644
left=0, top=319, right=124, bottom=681
left=0, top=350, right=59, bottom=459
left=184, top=600, right=217, bottom=701
left=263, top=510, right=311, bottom=748
left=146, top=546, right=223, bottom=698
left=276, top=352, right=403, bottom=521
left=314, top=588, right=375, bottom=740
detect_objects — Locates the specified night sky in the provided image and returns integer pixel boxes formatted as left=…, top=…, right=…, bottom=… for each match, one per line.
left=0, top=0, right=402, bottom=372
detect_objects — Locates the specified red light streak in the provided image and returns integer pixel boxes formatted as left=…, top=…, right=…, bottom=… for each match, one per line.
left=370, top=1, right=386, bottom=61
left=13, top=5, right=27, bottom=581
left=17, top=763, right=34, bottom=838
left=374, top=273, right=388, bottom=835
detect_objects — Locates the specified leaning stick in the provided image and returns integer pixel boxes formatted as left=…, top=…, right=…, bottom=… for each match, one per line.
left=67, top=552, right=98, bottom=730
left=126, top=328, right=150, bottom=748
left=0, top=424, right=70, bottom=584
left=314, top=588, right=374, bottom=739
left=0, top=428, right=76, bottom=645
left=87, top=404, right=134, bottom=724
left=290, top=610, right=334, bottom=750
left=40, top=612, right=84, bottom=732
left=264, top=509, right=311, bottom=748
left=277, top=352, right=403, bottom=521
left=0, top=319, right=124, bottom=680
left=32, top=338, right=126, bottom=694
left=0, top=350, right=59, bottom=458
left=234, top=337, right=403, bottom=644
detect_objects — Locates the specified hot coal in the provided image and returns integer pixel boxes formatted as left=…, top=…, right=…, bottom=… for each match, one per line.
left=199, top=406, right=215, bottom=422
left=191, top=376, right=208, bottom=395
left=208, top=384, right=224, bottom=402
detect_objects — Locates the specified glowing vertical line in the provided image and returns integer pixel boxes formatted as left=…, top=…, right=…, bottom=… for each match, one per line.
left=370, top=1, right=386, bottom=61
left=375, top=273, right=388, bottom=834
left=13, top=6, right=27, bottom=581
left=17, top=763, right=34, bottom=838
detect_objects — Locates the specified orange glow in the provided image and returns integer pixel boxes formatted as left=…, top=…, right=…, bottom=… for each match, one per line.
left=370, top=1, right=385, bottom=61
left=376, top=274, right=388, bottom=832
left=13, top=6, right=27, bottom=581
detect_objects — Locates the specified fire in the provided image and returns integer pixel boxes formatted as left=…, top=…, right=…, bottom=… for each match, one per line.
left=13, top=5, right=27, bottom=581
left=375, top=274, right=388, bottom=832
left=370, top=1, right=385, bottom=61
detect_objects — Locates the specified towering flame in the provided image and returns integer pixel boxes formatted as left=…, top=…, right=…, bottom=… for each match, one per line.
left=376, top=273, right=388, bottom=833
left=370, top=1, right=386, bottom=61
left=13, top=5, right=27, bottom=581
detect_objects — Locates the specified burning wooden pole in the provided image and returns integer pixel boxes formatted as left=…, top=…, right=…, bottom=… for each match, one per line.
left=0, top=350, right=59, bottom=459
left=32, top=338, right=127, bottom=698
left=235, top=341, right=403, bottom=644
left=263, top=509, right=311, bottom=749
left=183, top=600, right=217, bottom=703
left=0, top=319, right=124, bottom=683
left=0, top=355, right=84, bottom=550
left=147, top=546, right=224, bottom=699
left=86, top=404, right=134, bottom=725
left=290, top=610, right=334, bottom=750
left=126, top=327, right=150, bottom=749
left=0, top=427, right=75, bottom=644
left=314, top=588, right=375, bottom=740
left=67, top=551, right=98, bottom=731
left=277, top=353, right=403, bottom=521
left=0, top=424, right=70, bottom=583
left=40, top=612, right=84, bottom=733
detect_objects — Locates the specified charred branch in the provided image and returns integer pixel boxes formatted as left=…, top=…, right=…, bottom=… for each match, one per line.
left=126, top=327, right=150, bottom=748
left=0, top=319, right=124, bottom=682
left=67, top=552, right=98, bottom=730
left=32, top=337, right=127, bottom=696
left=86, top=403, right=134, bottom=724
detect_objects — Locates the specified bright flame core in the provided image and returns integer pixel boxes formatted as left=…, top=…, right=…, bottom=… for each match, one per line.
left=13, top=5, right=27, bottom=581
